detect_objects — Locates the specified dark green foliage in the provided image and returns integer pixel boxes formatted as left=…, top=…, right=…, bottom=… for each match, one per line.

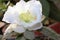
left=41, top=27, right=60, bottom=40
left=48, top=0, right=60, bottom=22
left=40, top=0, right=50, bottom=17
left=0, top=10, right=4, bottom=21
left=0, top=0, right=9, bottom=20
left=39, top=0, right=50, bottom=22
left=0, top=0, right=9, bottom=3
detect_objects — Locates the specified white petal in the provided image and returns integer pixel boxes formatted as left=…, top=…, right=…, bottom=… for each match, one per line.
left=2, top=1, right=26, bottom=24
left=27, top=23, right=43, bottom=30
left=20, top=0, right=24, bottom=1
left=15, top=0, right=26, bottom=12
left=23, top=0, right=42, bottom=27
left=2, top=6, right=16, bottom=23
left=28, top=0, right=42, bottom=21
left=12, top=24, right=26, bottom=33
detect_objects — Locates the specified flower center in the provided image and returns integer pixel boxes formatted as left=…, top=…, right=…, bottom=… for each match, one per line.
left=19, top=11, right=36, bottom=23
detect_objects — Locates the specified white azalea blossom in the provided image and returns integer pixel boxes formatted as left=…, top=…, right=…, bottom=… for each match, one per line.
left=2, top=0, right=43, bottom=34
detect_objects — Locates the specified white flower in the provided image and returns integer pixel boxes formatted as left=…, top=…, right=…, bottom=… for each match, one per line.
left=2, top=0, right=43, bottom=34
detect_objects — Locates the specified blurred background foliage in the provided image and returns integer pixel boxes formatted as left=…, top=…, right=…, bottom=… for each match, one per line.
left=48, top=0, right=60, bottom=22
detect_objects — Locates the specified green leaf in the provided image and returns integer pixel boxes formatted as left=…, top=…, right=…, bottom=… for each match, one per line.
left=48, top=0, right=60, bottom=22
left=34, top=37, right=41, bottom=40
left=40, top=0, right=50, bottom=17
left=39, top=0, right=50, bottom=22
left=0, top=4, right=6, bottom=10
left=41, top=27, right=60, bottom=40
left=0, top=0, right=10, bottom=3
left=16, top=37, right=26, bottom=40
left=24, top=31, right=35, bottom=40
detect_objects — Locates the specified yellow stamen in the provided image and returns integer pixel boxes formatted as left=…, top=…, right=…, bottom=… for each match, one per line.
left=19, top=11, right=35, bottom=23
